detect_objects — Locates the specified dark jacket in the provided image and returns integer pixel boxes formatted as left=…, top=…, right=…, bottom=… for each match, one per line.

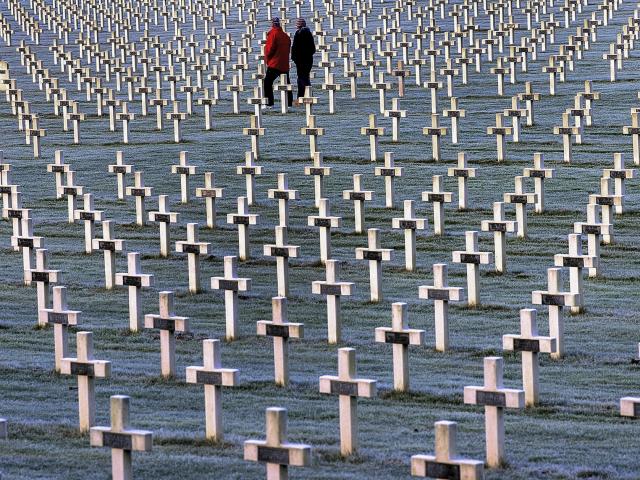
left=291, top=27, right=316, bottom=67
left=265, top=26, right=291, bottom=72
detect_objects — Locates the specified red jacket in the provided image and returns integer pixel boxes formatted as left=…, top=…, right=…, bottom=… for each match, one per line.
left=265, top=26, right=291, bottom=72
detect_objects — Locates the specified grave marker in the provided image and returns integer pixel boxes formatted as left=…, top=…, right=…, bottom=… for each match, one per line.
left=463, top=357, right=524, bottom=467
left=446, top=152, right=476, bottom=210
left=175, top=223, right=210, bottom=293
left=115, top=252, right=154, bottom=331
left=210, top=256, right=251, bottom=341
left=90, top=395, right=152, bottom=480
left=355, top=228, right=393, bottom=303
left=61, top=331, right=111, bottom=432
left=263, top=226, right=299, bottom=297
left=411, top=421, right=484, bottom=479
left=452, top=231, right=493, bottom=307
left=257, top=297, right=303, bottom=387
left=418, top=264, right=465, bottom=352
left=553, top=233, right=595, bottom=314
left=74, top=193, right=103, bottom=253
left=244, top=407, right=311, bottom=479
left=503, top=176, right=537, bottom=238
left=148, top=195, right=180, bottom=257
left=144, top=291, right=189, bottom=378
left=503, top=309, right=555, bottom=406
left=195, top=172, right=223, bottom=229
left=171, top=151, right=197, bottom=204
left=342, top=174, right=373, bottom=234
left=319, top=348, right=376, bottom=456
left=125, top=172, right=153, bottom=226
left=422, top=175, right=452, bottom=236
left=532, top=267, right=579, bottom=359
left=38, top=286, right=80, bottom=371
left=392, top=200, right=427, bottom=272
left=186, top=339, right=239, bottom=442
left=227, top=196, right=259, bottom=261
left=108, top=151, right=133, bottom=201
left=267, top=173, right=299, bottom=227
left=374, top=302, right=424, bottom=392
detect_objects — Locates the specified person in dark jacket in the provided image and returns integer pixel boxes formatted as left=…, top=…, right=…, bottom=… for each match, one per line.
left=291, top=18, right=316, bottom=103
left=263, top=17, right=293, bottom=108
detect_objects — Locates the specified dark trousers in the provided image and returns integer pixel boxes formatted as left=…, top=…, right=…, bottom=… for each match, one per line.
left=296, top=63, right=312, bottom=98
left=264, top=67, right=293, bottom=107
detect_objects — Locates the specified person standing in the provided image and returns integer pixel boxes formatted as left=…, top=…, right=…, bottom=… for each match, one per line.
left=264, top=17, right=293, bottom=109
left=291, top=18, right=316, bottom=103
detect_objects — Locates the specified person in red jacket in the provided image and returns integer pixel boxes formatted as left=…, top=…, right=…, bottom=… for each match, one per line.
left=263, top=17, right=293, bottom=108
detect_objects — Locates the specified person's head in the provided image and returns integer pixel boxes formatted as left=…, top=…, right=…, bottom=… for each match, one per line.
left=296, top=17, right=306, bottom=29
left=271, top=17, right=281, bottom=28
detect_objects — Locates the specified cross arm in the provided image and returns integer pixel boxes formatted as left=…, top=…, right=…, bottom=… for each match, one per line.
left=90, top=427, right=153, bottom=452
left=244, top=439, right=311, bottom=467
left=186, top=366, right=239, bottom=386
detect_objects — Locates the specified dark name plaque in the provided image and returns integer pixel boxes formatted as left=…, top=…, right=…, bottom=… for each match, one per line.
left=216, top=279, right=238, bottom=291
left=540, top=293, right=565, bottom=306
left=458, top=253, right=480, bottom=264
left=350, top=192, right=368, bottom=201
left=428, top=193, right=445, bottom=202
left=50, top=165, right=67, bottom=173
left=428, top=289, right=451, bottom=301
left=97, top=241, right=116, bottom=251
left=265, top=324, right=289, bottom=338
left=48, top=312, right=69, bottom=324
left=307, top=167, right=326, bottom=176
left=269, top=247, right=290, bottom=257
left=17, top=238, right=34, bottom=248
left=509, top=194, right=529, bottom=204
left=78, top=212, right=95, bottom=221
left=384, top=331, right=410, bottom=345
left=452, top=169, right=469, bottom=177
left=361, top=251, right=383, bottom=261
left=596, top=197, right=614, bottom=206
left=257, top=446, right=289, bottom=465
left=528, top=170, right=546, bottom=178
left=196, top=370, right=222, bottom=385
left=582, top=225, right=601, bottom=235
left=154, top=213, right=172, bottom=223
left=314, top=218, right=332, bottom=228
left=240, top=167, right=257, bottom=175
left=397, top=220, right=417, bottom=229
left=378, top=168, right=396, bottom=176
left=152, top=317, right=175, bottom=331
left=320, top=284, right=343, bottom=296
left=111, top=166, right=129, bottom=174
left=425, top=461, right=460, bottom=480
left=31, top=271, right=50, bottom=282
left=199, top=189, right=218, bottom=198
left=562, top=257, right=584, bottom=268
left=233, top=216, right=250, bottom=225
left=271, top=191, right=290, bottom=200
left=174, top=166, right=191, bottom=174
left=182, top=244, right=201, bottom=255
left=330, top=380, right=358, bottom=396
left=102, top=432, right=132, bottom=450
left=122, top=276, right=142, bottom=288
left=476, top=390, right=506, bottom=407
left=70, top=362, right=94, bottom=376
left=488, top=223, right=507, bottom=232
left=512, top=338, right=540, bottom=352
left=129, top=188, right=147, bottom=196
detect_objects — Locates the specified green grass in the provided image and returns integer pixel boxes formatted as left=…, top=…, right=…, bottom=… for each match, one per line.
left=1, top=2, right=640, bottom=479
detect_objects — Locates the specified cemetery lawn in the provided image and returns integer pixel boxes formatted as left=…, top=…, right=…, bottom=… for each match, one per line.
left=2, top=6, right=640, bottom=480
